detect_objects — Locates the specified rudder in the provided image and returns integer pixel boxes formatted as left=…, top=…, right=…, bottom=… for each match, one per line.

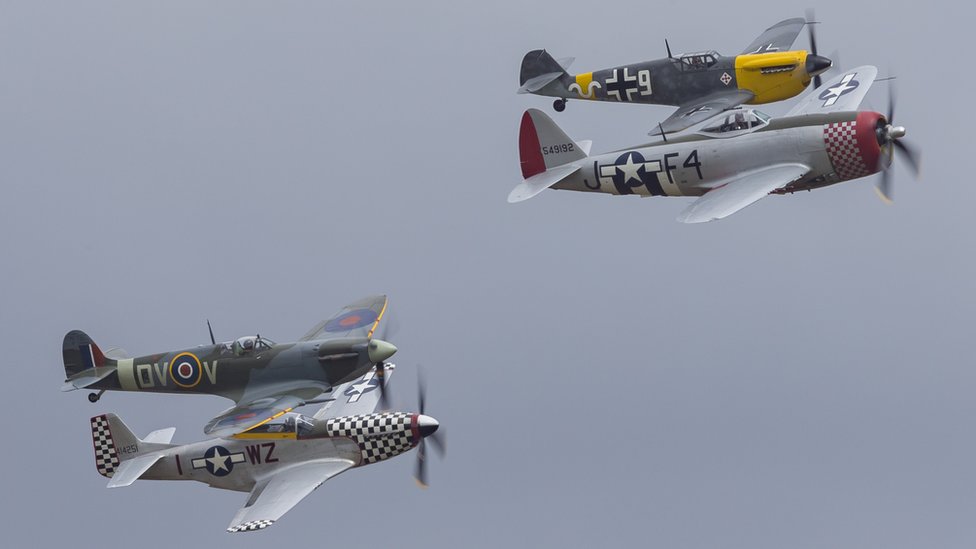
left=519, top=108, right=587, bottom=179
left=63, top=330, right=109, bottom=378
left=91, top=414, right=123, bottom=477
left=519, top=49, right=567, bottom=86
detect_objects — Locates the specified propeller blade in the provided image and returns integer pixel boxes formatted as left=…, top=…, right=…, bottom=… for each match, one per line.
left=375, top=363, right=390, bottom=410
left=805, top=10, right=824, bottom=89
left=376, top=308, right=400, bottom=341
left=875, top=167, right=893, bottom=204
left=887, top=84, right=896, bottom=123
left=414, top=440, right=429, bottom=488
left=428, top=430, right=446, bottom=458
left=893, top=139, right=920, bottom=176
left=417, top=366, right=427, bottom=415
left=806, top=9, right=819, bottom=55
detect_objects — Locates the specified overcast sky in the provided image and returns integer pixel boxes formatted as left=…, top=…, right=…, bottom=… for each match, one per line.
left=2, top=1, right=970, bottom=547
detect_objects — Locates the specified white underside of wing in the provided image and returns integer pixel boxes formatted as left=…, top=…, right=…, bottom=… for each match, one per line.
left=226, top=459, right=355, bottom=533
left=677, top=163, right=810, bottom=223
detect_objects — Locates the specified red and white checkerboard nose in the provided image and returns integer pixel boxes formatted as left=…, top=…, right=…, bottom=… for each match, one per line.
left=822, top=111, right=886, bottom=181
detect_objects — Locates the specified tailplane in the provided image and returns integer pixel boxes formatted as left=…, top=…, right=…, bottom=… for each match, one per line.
left=90, top=414, right=175, bottom=486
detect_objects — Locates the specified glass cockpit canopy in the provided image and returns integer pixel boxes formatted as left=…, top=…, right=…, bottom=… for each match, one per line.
left=677, top=50, right=719, bottom=70
left=226, top=335, right=276, bottom=356
left=238, top=412, right=314, bottom=438
left=697, top=108, right=771, bottom=137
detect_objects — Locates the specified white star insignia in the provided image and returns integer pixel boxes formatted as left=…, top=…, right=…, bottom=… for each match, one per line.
left=207, top=449, right=231, bottom=472
left=617, top=153, right=644, bottom=185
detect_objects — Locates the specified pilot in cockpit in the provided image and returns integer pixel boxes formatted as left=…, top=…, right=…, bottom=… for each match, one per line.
left=230, top=335, right=275, bottom=356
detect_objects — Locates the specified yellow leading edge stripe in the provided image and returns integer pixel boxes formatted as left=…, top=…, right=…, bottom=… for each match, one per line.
left=366, top=297, right=388, bottom=339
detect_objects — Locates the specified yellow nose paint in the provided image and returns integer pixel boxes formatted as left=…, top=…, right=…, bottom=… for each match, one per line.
left=734, top=50, right=810, bottom=104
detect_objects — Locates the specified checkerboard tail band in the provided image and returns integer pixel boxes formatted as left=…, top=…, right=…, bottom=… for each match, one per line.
left=91, top=414, right=121, bottom=478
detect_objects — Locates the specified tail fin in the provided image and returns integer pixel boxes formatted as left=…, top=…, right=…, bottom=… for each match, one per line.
left=510, top=109, right=588, bottom=203
left=63, top=330, right=111, bottom=378
left=519, top=109, right=587, bottom=179
left=90, top=414, right=175, bottom=479
left=518, top=50, right=570, bottom=93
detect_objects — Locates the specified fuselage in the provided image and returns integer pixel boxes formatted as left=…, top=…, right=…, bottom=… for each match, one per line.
left=534, top=50, right=820, bottom=107
left=95, top=411, right=426, bottom=493
left=551, top=111, right=887, bottom=198
left=90, top=337, right=376, bottom=402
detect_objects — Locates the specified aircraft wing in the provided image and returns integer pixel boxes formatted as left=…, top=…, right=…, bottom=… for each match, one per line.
left=204, top=393, right=315, bottom=438
left=786, top=66, right=878, bottom=116
left=298, top=295, right=389, bottom=342
left=677, top=163, right=810, bottom=223
left=653, top=90, right=754, bottom=135
left=741, top=17, right=807, bottom=54
left=312, top=363, right=395, bottom=420
left=226, top=459, right=355, bottom=533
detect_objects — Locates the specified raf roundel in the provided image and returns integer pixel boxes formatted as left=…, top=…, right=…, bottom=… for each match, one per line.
left=324, top=308, right=379, bottom=333
left=169, top=352, right=203, bottom=388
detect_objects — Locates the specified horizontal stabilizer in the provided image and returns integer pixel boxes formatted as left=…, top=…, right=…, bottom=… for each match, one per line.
left=577, top=139, right=593, bottom=155
left=518, top=71, right=563, bottom=94
left=61, top=366, right=116, bottom=392
left=107, top=453, right=165, bottom=488
left=508, top=165, right=581, bottom=203
left=143, top=427, right=176, bottom=444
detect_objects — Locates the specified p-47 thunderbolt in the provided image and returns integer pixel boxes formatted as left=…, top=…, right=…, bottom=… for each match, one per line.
left=62, top=295, right=399, bottom=437
left=509, top=66, right=920, bottom=222
left=88, top=364, right=445, bottom=532
left=518, top=17, right=832, bottom=134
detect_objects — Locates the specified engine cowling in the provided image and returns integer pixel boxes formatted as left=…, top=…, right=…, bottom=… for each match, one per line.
left=821, top=111, right=887, bottom=181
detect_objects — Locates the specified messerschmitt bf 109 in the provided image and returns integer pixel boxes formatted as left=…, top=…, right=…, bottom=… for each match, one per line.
left=509, top=66, right=920, bottom=223
left=518, top=17, right=832, bottom=134
left=88, top=364, right=446, bottom=532
left=62, top=295, right=399, bottom=437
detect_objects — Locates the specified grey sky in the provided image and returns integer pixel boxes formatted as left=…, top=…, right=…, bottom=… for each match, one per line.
left=2, top=1, right=971, bottom=547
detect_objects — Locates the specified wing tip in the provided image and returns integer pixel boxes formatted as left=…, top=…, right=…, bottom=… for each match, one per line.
left=227, top=519, right=276, bottom=533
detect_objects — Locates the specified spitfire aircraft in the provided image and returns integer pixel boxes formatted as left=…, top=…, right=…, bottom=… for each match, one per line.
left=62, top=295, right=400, bottom=437
left=88, top=364, right=446, bottom=532
left=509, top=66, right=920, bottom=223
left=518, top=17, right=833, bottom=134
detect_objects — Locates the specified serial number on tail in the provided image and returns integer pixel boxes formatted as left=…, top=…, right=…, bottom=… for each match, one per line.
left=541, top=143, right=575, bottom=155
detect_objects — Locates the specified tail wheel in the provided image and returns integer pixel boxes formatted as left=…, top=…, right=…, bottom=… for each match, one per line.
left=553, top=99, right=566, bottom=112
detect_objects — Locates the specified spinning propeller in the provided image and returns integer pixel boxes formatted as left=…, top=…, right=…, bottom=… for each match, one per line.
left=370, top=311, right=400, bottom=409
left=413, top=367, right=446, bottom=488
left=875, top=84, right=921, bottom=203
left=805, top=10, right=833, bottom=89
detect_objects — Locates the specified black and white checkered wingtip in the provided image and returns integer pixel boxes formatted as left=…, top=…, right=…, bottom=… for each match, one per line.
left=227, top=519, right=275, bottom=533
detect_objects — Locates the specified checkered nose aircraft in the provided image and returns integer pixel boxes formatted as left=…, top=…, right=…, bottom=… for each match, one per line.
left=518, top=16, right=833, bottom=135
left=61, top=295, right=401, bottom=438
left=509, top=65, right=920, bottom=223
left=88, top=364, right=446, bottom=533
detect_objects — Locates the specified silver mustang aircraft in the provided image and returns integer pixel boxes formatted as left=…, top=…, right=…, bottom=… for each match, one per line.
left=509, top=65, right=919, bottom=222
left=89, top=364, right=445, bottom=533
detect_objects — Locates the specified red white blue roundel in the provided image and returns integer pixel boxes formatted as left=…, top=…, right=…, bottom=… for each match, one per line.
left=169, top=352, right=202, bottom=388
left=324, top=308, right=378, bottom=333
